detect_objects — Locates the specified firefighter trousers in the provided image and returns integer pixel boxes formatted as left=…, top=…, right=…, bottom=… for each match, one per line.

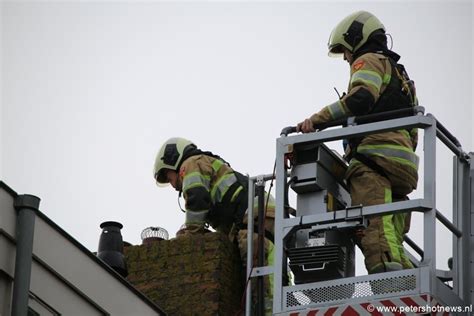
left=348, top=163, right=415, bottom=274
left=237, top=222, right=274, bottom=316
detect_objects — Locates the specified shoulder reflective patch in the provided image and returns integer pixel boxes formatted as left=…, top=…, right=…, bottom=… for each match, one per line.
left=183, top=172, right=211, bottom=191
left=211, top=159, right=224, bottom=173
left=350, top=70, right=383, bottom=93
left=353, top=60, right=365, bottom=71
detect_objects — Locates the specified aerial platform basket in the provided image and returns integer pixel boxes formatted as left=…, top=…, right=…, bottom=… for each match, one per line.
left=245, top=108, right=473, bottom=316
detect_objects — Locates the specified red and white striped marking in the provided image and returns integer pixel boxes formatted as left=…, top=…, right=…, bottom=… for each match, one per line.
left=283, top=295, right=449, bottom=316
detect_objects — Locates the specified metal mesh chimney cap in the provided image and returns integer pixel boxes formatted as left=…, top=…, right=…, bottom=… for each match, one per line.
left=141, top=227, right=169, bottom=244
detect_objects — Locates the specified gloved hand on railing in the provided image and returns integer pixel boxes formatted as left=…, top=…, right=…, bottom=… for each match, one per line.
left=296, top=118, right=316, bottom=133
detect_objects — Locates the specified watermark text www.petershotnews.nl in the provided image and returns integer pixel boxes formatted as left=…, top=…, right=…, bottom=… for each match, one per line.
left=366, top=303, right=473, bottom=314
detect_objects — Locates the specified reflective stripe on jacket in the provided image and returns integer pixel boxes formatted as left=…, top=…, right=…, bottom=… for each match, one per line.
left=308, top=52, right=418, bottom=173
left=180, top=154, right=241, bottom=227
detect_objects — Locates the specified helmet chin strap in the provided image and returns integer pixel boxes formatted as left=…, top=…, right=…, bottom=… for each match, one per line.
left=387, top=33, right=393, bottom=50
left=177, top=190, right=186, bottom=213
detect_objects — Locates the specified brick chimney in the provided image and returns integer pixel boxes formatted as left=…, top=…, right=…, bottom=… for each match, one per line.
left=125, top=232, right=244, bottom=315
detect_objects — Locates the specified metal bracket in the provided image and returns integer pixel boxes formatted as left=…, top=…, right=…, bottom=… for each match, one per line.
left=307, top=204, right=367, bottom=231
left=346, top=116, right=356, bottom=126
left=310, top=220, right=362, bottom=231
left=436, top=269, right=453, bottom=283
left=256, top=175, right=265, bottom=187
left=345, top=204, right=363, bottom=220
left=251, top=265, right=274, bottom=277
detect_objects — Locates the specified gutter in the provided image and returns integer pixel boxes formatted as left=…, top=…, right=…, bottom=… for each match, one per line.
left=11, top=194, right=41, bottom=316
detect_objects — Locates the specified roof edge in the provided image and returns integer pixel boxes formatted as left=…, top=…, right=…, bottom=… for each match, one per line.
left=0, top=180, right=166, bottom=315
left=0, top=181, right=18, bottom=197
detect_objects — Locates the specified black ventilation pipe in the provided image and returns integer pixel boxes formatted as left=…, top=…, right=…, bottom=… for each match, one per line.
left=97, top=221, right=128, bottom=277
left=12, top=194, right=41, bottom=316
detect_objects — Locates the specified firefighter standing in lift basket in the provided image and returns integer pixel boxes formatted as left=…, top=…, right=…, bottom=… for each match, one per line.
left=296, top=11, right=419, bottom=274
left=153, top=137, right=275, bottom=314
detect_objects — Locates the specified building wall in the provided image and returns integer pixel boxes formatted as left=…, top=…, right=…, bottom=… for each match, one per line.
left=0, top=183, right=165, bottom=315
left=0, top=2, right=3, bottom=179
left=125, top=232, right=244, bottom=316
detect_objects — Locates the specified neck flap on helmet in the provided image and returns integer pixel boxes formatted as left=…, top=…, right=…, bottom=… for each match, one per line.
left=352, top=29, right=401, bottom=63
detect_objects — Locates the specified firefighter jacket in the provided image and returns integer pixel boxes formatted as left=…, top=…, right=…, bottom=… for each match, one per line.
left=179, top=154, right=246, bottom=232
left=308, top=52, right=418, bottom=187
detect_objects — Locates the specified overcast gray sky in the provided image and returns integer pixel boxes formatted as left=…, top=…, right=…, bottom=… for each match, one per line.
left=1, top=1, right=472, bottom=275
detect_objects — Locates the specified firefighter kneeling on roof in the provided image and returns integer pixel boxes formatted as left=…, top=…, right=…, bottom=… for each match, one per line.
left=154, top=137, right=275, bottom=315
left=297, top=11, right=418, bottom=274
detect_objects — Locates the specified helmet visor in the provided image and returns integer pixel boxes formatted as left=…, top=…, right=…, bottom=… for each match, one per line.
left=154, top=170, right=170, bottom=187
left=157, top=182, right=170, bottom=187
left=328, top=44, right=345, bottom=57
